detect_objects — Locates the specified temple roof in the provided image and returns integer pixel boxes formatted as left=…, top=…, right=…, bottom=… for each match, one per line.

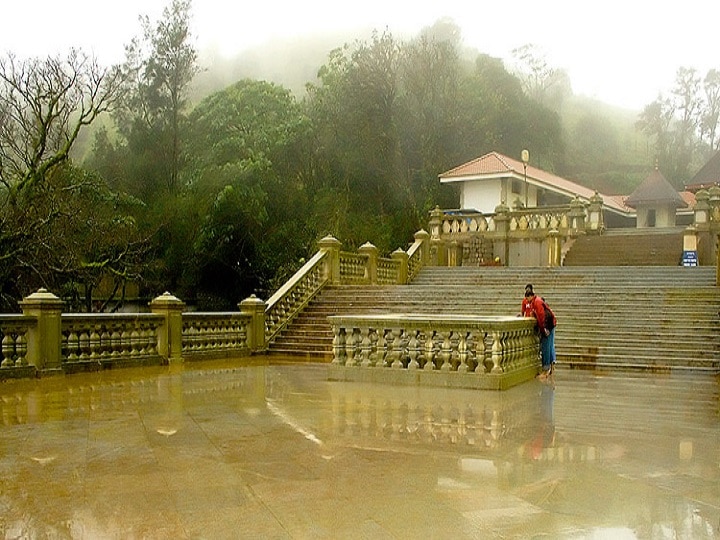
left=625, top=168, right=687, bottom=209
left=439, top=151, right=632, bottom=214
left=686, top=150, right=720, bottom=190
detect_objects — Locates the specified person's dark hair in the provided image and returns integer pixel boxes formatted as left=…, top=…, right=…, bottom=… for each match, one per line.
left=525, top=283, right=534, bottom=292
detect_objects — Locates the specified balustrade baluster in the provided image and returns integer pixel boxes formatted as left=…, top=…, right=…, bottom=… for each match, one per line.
left=100, top=326, right=111, bottom=359
left=331, top=326, right=346, bottom=365
left=423, top=331, right=436, bottom=371
left=14, top=331, right=27, bottom=366
left=66, top=330, right=79, bottom=362
left=89, top=326, right=101, bottom=361
left=490, top=330, right=503, bottom=373
left=110, top=322, right=122, bottom=360
left=457, top=332, right=469, bottom=372
left=359, top=327, right=373, bottom=367
left=406, top=330, right=420, bottom=369
left=439, top=331, right=453, bottom=371
left=79, top=328, right=91, bottom=361
left=1, top=333, right=14, bottom=367
left=345, top=328, right=358, bottom=367
left=370, top=329, right=386, bottom=367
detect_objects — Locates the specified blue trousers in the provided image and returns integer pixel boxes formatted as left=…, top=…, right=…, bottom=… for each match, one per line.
left=540, top=327, right=556, bottom=370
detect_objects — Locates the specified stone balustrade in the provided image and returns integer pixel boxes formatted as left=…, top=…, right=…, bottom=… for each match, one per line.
left=264, top=233, right=430, bottom=343
left=62, top=314, right=163, bottom=370
left=182, top=313, right=249, bottom=358
left=0, top=289, right=264, bottom=379
left=328, top=314, right=540, bottom=390
left=0, top=315, right=34, bottom=369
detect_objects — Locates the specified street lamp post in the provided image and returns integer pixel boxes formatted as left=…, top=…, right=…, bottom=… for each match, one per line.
left=521, top=149, right=529, bottom=207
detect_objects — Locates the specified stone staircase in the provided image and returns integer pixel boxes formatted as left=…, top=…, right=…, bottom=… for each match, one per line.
left=562, top=228, right=685, bottom=266
left=268, top=266, right=720, bottom=372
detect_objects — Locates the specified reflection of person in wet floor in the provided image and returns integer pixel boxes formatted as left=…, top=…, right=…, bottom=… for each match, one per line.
left=521, top=283, right=557, bottom=379
left=530, top=382, right=556, bottom=459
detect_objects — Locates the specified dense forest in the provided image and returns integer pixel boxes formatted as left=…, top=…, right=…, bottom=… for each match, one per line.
left=1, top=0, right=719, bottom=312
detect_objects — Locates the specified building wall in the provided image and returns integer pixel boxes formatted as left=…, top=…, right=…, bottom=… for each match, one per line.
left=636, top=205, right=676, bottom=228
left=460, top=178, right=538, bottom=213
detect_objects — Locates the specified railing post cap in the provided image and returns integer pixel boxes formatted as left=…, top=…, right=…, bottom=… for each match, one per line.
left=317, top=235, right=341, bottom=249
left=414, top=229, right=429, bottom=240
left=19, top=288, right=64, bottom=309
left=240, top=294, right=265, bottom=307
left=149, top=292, right=185, bottom=309
left=358, top=241, right=377, bottom=252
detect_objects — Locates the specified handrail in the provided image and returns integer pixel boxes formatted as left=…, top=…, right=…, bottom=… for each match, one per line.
left=406, top=237, right=424, bottom=282
left=265, top=250, right=330, bottom=342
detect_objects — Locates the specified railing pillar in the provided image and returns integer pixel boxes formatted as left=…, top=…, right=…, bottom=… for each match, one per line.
left=358, top=242, right=378, bottom=284
left=414, top=229, right=430, bottom=266
left=694, top=189, right=710, bottom=231
left=392, top=248, right=409, bottom=284
left=240, top=294, right=267, bottom=351
left=149, top=292, right=185, bottom=363
left=548, top=229, right=562, bottom=267
left=19, top=289, right=64, bottom=373
left=448, top=240, right=462, bottom=267
left=586, top=191, right=604, bottom=233
left=494, top=202, right=510, bottom=266
left=318, top=235, right=342, bottom=285
left=429, top=207, right=446, bottom=266
left=569, top=197, right=586, bottom=232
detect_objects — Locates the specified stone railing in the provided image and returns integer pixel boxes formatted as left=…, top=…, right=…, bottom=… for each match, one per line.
left=0, top=289, right=266, bottom=379
left=327, top=314, right=539, bottom=390
left=264, top=232, right=431, bottom=343
left=428, top=201, right=592, bottom=267
left=0, top=315, right=35, bottom=370
left=182, top=313, right=249, bottom=358
left=62, top=314, right=163, bottom=369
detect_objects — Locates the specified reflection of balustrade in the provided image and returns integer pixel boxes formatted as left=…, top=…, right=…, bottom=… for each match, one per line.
left=328, top=314, right=539, bottom=390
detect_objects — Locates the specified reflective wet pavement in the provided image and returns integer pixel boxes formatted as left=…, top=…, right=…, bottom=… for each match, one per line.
left=0, top=361, right=718, bottom=539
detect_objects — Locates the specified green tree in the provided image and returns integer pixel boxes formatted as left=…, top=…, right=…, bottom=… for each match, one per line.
left=181, top=79, right=313, bottom=306
left=115, top=0, right=198, bottom=196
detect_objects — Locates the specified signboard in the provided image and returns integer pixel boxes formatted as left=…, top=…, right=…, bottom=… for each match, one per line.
left=681, top=250, right=698, bottom=267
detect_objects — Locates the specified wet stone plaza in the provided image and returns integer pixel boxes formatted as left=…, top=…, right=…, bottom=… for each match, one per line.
left=0, top=360, right=718, bottom=539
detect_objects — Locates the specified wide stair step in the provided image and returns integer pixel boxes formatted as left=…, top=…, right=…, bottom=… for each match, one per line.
left=267, top=266, right=720, bottom=372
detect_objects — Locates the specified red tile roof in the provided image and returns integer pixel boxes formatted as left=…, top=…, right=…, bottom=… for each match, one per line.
left=439, top=151, right=632, bottom=214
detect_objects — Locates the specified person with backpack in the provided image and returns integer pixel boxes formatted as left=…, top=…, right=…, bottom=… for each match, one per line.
left=521, top=284, right=557, bottom=379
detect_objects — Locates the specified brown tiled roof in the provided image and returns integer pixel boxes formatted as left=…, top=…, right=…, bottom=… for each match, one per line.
left=439, top=151, right=632, bottom=214
left=686, top=150, right=720, bottom=190
left=625, top=168, right=686, bottom=208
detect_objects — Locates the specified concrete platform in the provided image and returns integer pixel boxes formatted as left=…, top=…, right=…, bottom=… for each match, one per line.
left=0, top=360, right=717, bottom=538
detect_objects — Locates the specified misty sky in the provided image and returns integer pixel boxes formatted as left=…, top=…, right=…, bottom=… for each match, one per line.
left=1, top=0, right=717, bottom=110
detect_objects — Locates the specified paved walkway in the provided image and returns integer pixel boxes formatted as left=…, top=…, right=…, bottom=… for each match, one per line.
left=0, top=361, right=718, bottom=539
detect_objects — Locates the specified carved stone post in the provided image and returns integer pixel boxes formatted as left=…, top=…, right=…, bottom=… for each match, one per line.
left=149, top=292, right=186, bottom=364
left=569, top=197, right=586, bottom=232
left=693, top=189, right=710, bottom=231
left=391, top=248, right=409, bottom=284
left=318, top=235, right=342, bottom=285
left=494, top=202, right=510, bottom=267
left=19, top=289, right=64, bottom=373
left=239, top=294, right=267, bottom=351
left=429, top=206, right=447, bottom=266
left=358, top=242, right=378, bottom=284
left=547, top=228, right=561, bottom=267
left=586, top=191, right=604, bottom=234
left=414, top=229, right=430, bottom=266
